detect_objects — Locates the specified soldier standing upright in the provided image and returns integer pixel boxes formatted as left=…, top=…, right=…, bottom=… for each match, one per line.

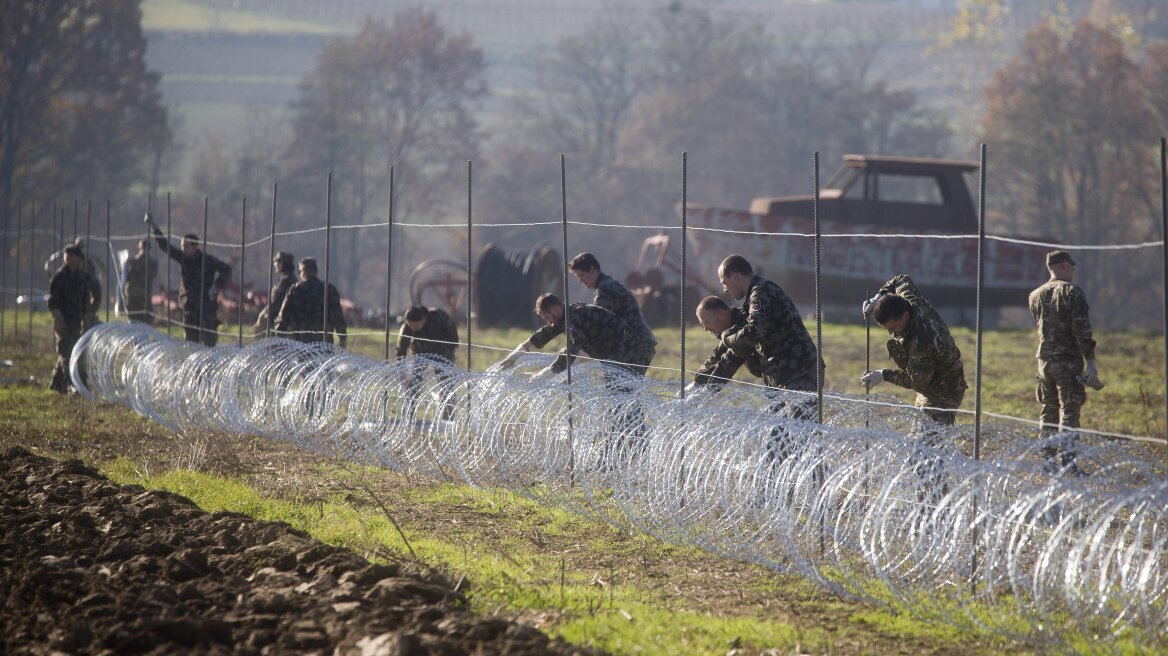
left=122, top=237, right=158, bottom=324
left=568, top=252, right=657, bottom=375
left=717, top=254, right=821, bottom=393
left=1029, top=250, right=1101, bottom=473
left=274, top=257, right=347, bottom=347
left=146, top=213, right=231, bottom=346
left=860, top=273, right=967, bottom=425
left=47, top=244, right=92, bottom=393
left=254, top=251, right=296, bottom=337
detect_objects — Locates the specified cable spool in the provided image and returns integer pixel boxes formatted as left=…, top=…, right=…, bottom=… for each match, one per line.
left=475, top=243, right=562, bottom=328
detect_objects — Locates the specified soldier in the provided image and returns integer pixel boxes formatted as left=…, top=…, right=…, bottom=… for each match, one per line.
left=717, top=254, right=821, bottom=393
left=1029, top=250, right=1101, bottom=473
left=145, top=214, right=232, bottom=346
left=568, top=252, right=657, bottom=375
left=254, top=251, right=296, bottom=337
left=497, top=293, right=635, bottom=379
left=121, top=237, right=158, bottom=324
left=395, top=305, right=459, bottom=420
left=274, top=257, right=347, bottom=347
left=860, top=273, right=967, bottom=425
left=689, top=295, right=763, bottom=392
left=47, top=245, right=92, bottom=393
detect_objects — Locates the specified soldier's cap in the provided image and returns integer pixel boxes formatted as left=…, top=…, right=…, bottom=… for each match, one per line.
left=63, top=244, right=84, bottom=257
left=1046, top=250, right=1076, bottom=267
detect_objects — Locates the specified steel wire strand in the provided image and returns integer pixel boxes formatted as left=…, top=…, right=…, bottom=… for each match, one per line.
left=71, top=323, right=1168, bottom=650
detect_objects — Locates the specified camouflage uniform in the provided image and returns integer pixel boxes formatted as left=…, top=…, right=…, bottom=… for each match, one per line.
left=274, top=276, right=347, bottom=345
left=255, top=272, right=296, bottom=336
left=694, top=307, right=763, bottom=388
left=47, top=264, right=92, bottom=392
left=593, top=273, right=656, bottom=374
left=396, top=307, right=459, bottom=420
left=122, top=251, right=158, bottom=324
left=876, top=274, right=967, bottom=425
left=151, top=226, right=232, bottom=346
left=721, top=275, right=821, bottom=392
left=1028, top=277, right=1095, bottom=435
left=528, top=303, right=633, bottom=374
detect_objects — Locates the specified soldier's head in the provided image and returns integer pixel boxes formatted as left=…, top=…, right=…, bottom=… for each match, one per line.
left=872, top=294, right=911, bottom=335
left=274, top=251, right=295, bottom=275
left=403, top=305, right=428, bottom=332
left=718, top=254, right=753, bottom=301
left=63, top=244, right=84, bottom=271
left=696, top=295, right=732, bottom=335
left=569, top=252, right=601, bottom=289
left=297, top=257, right=318, bottom=281
left=534, top=293, right=564, bottom=325
left=180, top=233, right=200, bottom=257
left=1046, top=250, right=1076, bottom=281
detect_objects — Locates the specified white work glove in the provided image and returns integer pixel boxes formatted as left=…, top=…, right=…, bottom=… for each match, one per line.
left=860, top=369, right=884, bottom=390
left=143, top=212, right=155, bottom=227
left=1079, top=359, right=1104, bottom=391
left=530, top=366, right=556, bottom=383
left=51, top=310, right=66, bottom=334
left=862, top=292, right=885, bottom=319
left=496, top=342, right=529, bottom=370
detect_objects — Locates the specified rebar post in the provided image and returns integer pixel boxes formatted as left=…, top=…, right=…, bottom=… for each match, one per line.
left=385, top=167, right=394, bottom=361
left=680, top=152, right=688, bottom=397
left=324, top=173, right=332, bottom=344
left=238, top=197, right=246, bottom=347
left=266, top=183, right=277, bottom=338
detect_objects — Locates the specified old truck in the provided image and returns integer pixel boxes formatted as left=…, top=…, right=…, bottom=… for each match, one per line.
left=628, top=155, right=1049, bottom=324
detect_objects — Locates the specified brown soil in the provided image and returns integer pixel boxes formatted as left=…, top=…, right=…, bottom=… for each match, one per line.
left=0, top=446, right=600, bottom=656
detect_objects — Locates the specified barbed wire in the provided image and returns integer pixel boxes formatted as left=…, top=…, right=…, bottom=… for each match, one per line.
left=69, top=321, right=1168, bottom=652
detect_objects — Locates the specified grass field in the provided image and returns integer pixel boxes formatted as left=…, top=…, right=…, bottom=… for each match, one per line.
left=1, top=314, right=1164, bottom=654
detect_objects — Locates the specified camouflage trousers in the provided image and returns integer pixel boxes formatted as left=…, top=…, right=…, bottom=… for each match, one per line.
left=624, top=344, right=656, bottom=377
left=915, top=388, right=965, bottom=426
left=50, top=325, right=82, bottom=393
left=183, top=308, right=220, bottom=347
left=1036, top=356, right=1085, bottom=434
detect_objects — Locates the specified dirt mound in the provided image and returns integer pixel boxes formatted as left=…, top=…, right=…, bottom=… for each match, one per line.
left=0, top=447, right=599, bottom=655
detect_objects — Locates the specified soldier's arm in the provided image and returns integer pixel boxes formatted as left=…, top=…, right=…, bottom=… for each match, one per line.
left=87, top=277, right=102, bottom=312
left=883, top=346, right=937, bottom=391
left=273, top=287, right=295, bottom=334
left=149, top=224, right=183, bottom=262
left=47, top=273, right=64, bottom=312
left=212, top=257, right=232, bottom=291
left=441, top=312, right=459, bottom=348
left=330, top=288, right=347, bottom=339
left=695, top=344, right=745, bottom=386
left=394, top=324, right=413, bottom=358
left=721, top=288, right=766, bottom=356
left=1070, top=288, right=1097, bottom=360
left=528, top=323, right=563, bottom=350
left=880, top=274, right=923, bottom=307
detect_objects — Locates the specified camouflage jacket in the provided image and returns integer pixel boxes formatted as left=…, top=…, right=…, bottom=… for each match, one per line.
left=529, top=303, right=632, bottom=373
left=877, top=274, right=967, bottom=397
left=257, top=273, right=297, bottom=331
left=274, top=276, right=347, bottom=344
left=151, top=226, right=231, bottom=314
left=121, top=252, right=158, bottom=306
left=48, top=265, right=93, bottom=328
left=721, top=275, right=819, bottom=389
left=594, top=273, right=656, bottom=358
left=695, top=307, right=763, bottom=386
left=396, top=307, right=458, bottom=360
left=1028, top=278, right=1096, bottom=361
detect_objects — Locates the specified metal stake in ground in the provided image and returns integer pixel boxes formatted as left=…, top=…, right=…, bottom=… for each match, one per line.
left=166, top=193, right=173, bottom=338
left=560, top=154, right=574, bottom=474
left=266, top=183, right=277, bottom=338
left=28, top=201, right=35, bottom=342
left=200, top=197, right=208, bottom=344
left=680, top=151, right=687, bottom=398
left=324, top=173, right=332, bottom=344
left=105, top=200, right=110, bottom=323
left=238, top=197, right=246, bottom=347
left=384, top=167, right=394, bottom=360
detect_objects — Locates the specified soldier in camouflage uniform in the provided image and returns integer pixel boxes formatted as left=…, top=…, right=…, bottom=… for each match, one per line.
left=717, top=255, right=821, bottom=393
left=47, top=245, right=92, bottom=393
left=274, top=257, right=347, bottom=347
left=121, top=238, right=158, bottom=324
left=255, top=251, right=296, bottom=337
left=1029, top=250, right=1101, bottom=473
left=146, top=214, right=232, bottom=346
left=569, top=252, right=657, bottom=375
left=690, top=295, right=764, bottom=391
left=861, top=274, right=967, bottom=425
left=395, top=305, right=460, bottom=421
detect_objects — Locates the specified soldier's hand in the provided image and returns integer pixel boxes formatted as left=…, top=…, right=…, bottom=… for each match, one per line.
left=860, top=369, right=884, bottom=390
left=496, top=342, right=529, bottom=370
left=1079, top=359, right=1105, bottom=390
left=529, top=366, right=556, bottom=383
left=51, top=310, right=65, bottom=334
left=143, top=212, right=155, bottom=226
left=862, top=292, right=885, bottom=319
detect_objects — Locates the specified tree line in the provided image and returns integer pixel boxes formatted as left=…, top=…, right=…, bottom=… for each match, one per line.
left=4, top=1, right=1168, bottom=326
